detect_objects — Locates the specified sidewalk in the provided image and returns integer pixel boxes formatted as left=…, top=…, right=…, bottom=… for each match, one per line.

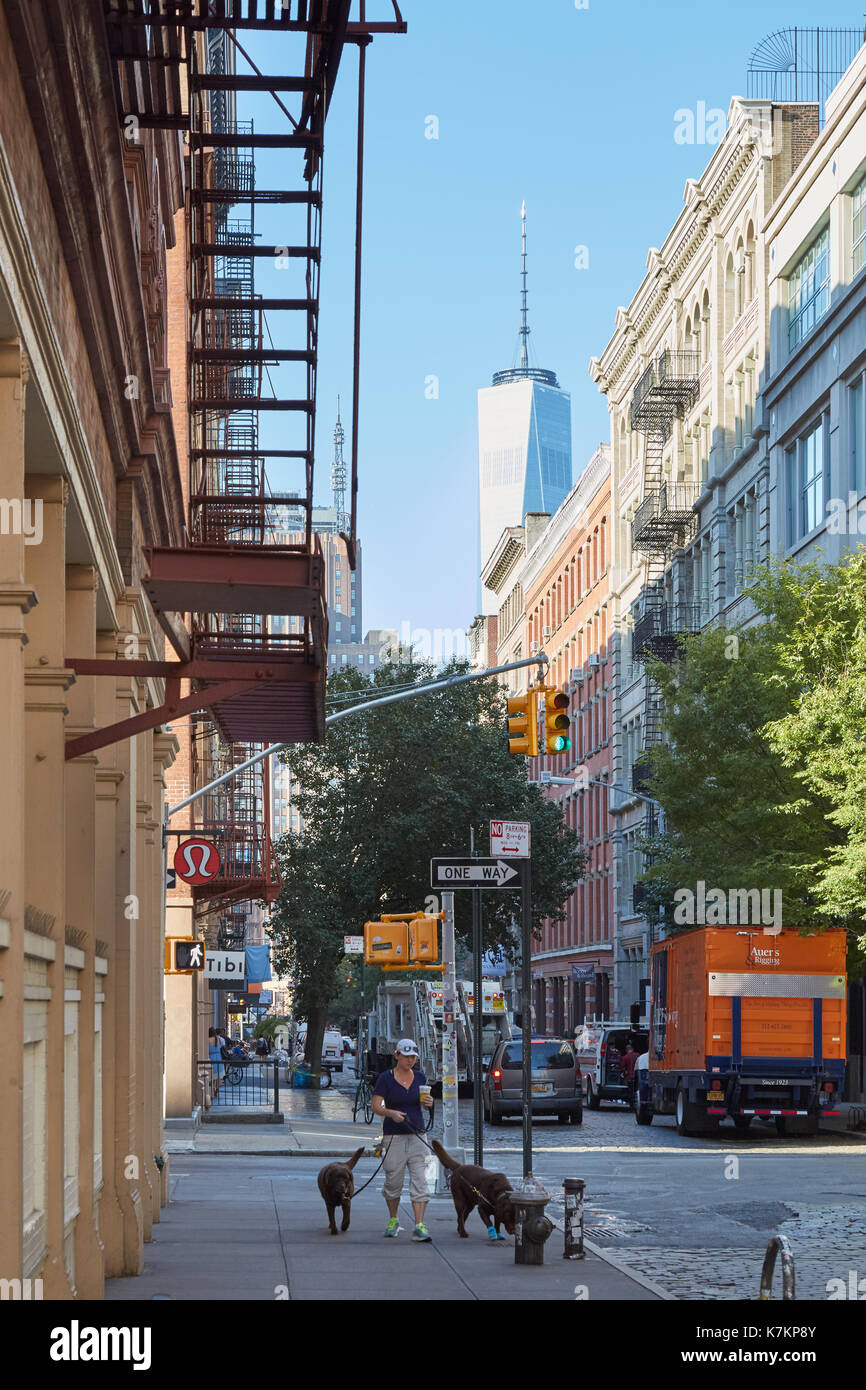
left=104, top=1151, right=663, bottom=1302
left=164, top=1081, right=379, bottom=1156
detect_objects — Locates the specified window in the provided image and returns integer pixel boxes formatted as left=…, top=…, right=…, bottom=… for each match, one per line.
left=853, top=175, right=866, bottom=277
left=788, top=227, right=830, bottom=351
left=851, top=375, right=865, bottom=494
left=786, top=416, right=828, bottom=545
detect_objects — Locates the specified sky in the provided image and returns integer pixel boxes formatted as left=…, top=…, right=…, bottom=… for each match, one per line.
left=242, top=1, right=863, bottom=644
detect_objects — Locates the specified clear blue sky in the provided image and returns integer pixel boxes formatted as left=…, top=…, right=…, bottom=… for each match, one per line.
left=243, top=1, right=862, bottom=643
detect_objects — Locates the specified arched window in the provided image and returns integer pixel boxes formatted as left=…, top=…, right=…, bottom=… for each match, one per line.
left=724, top=252, right=736, bottom=334
left=745, top=221, right=756, bottom=303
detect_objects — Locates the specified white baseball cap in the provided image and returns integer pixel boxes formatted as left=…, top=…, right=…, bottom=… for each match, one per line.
left=395, top=1038, right=419, bottom=1057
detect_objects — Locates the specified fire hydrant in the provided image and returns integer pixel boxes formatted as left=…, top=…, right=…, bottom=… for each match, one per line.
left=511, top=1181, right=555, bottom=1266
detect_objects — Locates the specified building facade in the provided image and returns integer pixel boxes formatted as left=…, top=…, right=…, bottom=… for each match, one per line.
left=0, top=1, right=186, bottom=1293
left=519, top=446, right=614, bottom=1030
left=590, top=94, right=822, bottom=1019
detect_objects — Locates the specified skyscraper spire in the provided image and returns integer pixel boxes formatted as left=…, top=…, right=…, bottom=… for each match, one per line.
left=331, top=396, right=348, bottom=536
left=492, top=201, right=559, bottom=388
left=519, top=199, right=529, bottom=371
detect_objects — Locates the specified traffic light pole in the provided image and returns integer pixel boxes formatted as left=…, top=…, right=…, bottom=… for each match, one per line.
left=167, top=653, right=549, bottom=817
left=470, top=827, right=483, bottom=1167
left=440, top=891, right=460, bottom=1158
left=520, top=858, right=533, bottom=1181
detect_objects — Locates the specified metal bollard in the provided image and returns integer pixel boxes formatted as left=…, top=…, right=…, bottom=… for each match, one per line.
left=759, top=1234, right=796, bottom=1300
left=562, top=1178, right=585, bottom=1259
left=511, top=1181, right=554, bottom=1266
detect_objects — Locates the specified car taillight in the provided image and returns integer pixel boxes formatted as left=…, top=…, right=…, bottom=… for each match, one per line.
left=824, top=1082, right=834, bottom=1092
left=492, top=1068, right=502, bottom=1092
left=600, top=1041, right=606, bottom=1057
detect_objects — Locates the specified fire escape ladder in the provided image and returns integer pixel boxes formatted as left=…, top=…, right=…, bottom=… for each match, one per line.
left=628, top=351, right=700, bottom=838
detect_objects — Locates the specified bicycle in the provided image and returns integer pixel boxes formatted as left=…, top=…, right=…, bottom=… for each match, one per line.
left=353, top=1072, right=375, bottom=1124
left=224, top=1062, right=245, bottom=1086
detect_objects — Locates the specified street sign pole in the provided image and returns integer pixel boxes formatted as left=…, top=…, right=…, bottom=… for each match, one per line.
left=470, top=827, right=483, bottom=1167
left=440, top=890, right=460, bottom=1159
left=521, top=858, right=533, bottom=1181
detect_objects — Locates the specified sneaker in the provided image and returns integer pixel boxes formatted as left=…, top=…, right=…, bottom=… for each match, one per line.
left=384, top=1218, right=400, bottom=1237
left=412, top=1223, right=432, bottom=1242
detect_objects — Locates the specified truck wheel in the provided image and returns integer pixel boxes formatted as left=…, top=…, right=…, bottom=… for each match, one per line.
left=675, top=1087, right=696, bottom=1136
left=634, top=1092, right=653, bottom=1126
left=558, top=1111, right=569, bottom=1124
left=586, top=1080, right=601, bottom=1111
left=733, top=1115, right=752, bottom=1131
left=571, top=1106, right=583, bottom=1126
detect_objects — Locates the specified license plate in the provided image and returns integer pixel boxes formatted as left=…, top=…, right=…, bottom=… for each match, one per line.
left=532, top=1082, right=553, bottom=1094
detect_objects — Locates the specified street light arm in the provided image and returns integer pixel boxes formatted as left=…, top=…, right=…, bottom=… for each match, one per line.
left=167, top=651, right=550, bottom=818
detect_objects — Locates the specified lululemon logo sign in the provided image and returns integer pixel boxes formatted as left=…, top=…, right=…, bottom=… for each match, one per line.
left=173, top=838, right=221, bottom=885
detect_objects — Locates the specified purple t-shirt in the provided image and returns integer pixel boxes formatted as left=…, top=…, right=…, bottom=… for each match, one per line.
left=374, top=1067, right=427, bottom=1135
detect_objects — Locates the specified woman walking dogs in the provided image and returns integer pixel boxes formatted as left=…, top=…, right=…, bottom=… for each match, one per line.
left=372, top=1039, right=434, bottom=1242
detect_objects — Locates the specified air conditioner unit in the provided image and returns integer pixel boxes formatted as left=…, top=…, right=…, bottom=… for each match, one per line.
left=569, top=668, right=583, bottom=683
left=543, top=627, right=554, bottom=639
left=587, top=653, right=601, bottom=670
left=530, top=641, right=541, bottom=654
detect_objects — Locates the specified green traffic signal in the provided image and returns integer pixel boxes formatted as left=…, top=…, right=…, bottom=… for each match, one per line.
left=544, top=691, right=571, bottom=755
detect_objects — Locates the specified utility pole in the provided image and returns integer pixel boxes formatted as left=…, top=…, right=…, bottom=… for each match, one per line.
left=470, top=827, right=483, bottom=1167
left=520, top=858, right=533, bottom=1180
left=440, top=891, right=461, bottom=1160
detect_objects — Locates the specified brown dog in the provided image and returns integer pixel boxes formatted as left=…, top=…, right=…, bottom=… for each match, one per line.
left=317, top=1146, right=365, bottom=1235
left=431, top=1139, right=516, bottom=1239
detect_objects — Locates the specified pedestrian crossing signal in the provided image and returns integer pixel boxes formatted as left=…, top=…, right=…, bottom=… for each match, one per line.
left=544, top=690, right=571, bottom=754
left=164, top=937, right=205, bottom=974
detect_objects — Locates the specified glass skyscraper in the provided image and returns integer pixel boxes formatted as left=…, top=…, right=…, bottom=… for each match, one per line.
left=478, top=206, right=572, bottom=615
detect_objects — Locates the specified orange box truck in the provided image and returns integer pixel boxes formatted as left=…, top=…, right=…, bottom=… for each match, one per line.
left=633, top=927, right=846, bottom=1135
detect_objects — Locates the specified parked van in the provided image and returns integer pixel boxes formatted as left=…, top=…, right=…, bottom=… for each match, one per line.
left=482, top=1038, right=582, bottom=1125
left=295, top=1026, right=347, bottom=1073
left=574, top=1022, right=649, bottom=1109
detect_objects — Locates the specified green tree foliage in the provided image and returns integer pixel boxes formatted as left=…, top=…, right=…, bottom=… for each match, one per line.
left=749, top=550, right=866, bottom=945
left=268, top=660, right=586, bottom=1076
left=638, top=624, right=838, bottom=934
left=638, top=552, right=866, bottom=964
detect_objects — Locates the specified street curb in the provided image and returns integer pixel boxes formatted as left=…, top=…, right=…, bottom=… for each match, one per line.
left=582, top=1237, right=677, bottom=1301
left=168, top=1148, right=380, bottom=1158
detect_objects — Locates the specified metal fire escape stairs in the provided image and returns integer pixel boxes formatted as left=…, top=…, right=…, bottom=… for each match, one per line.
left=67, top=2, right=407, bottom=928
left=628, top=351, right=700, bottom=836
left=66, top=1, right=405, bottom=762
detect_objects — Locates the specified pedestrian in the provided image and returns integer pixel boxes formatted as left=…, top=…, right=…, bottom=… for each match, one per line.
left=621, top=1039, right=639, bottom=1103
left=372, top=1039, right=434, bottom=1242
left=208, top=1027, right=224, bottom=1096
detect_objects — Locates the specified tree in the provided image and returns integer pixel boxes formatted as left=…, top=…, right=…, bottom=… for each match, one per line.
left=637, top=622, right=839, bottom=934
left=268, top=659, right=586, bottom=1082
left=748, top=550, right=866, bottom=954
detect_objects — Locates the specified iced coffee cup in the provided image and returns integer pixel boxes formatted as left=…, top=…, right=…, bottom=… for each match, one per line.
left=419, top=1084, right=432, bottom=1106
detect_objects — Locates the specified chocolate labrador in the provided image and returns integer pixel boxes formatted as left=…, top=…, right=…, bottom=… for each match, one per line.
left=317, top=1146, right=365, bottom=1235
left=431, top=1139, right=516, bottom=1239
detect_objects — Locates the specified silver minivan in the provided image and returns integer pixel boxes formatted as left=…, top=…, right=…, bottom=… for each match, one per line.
left=482, top=1038, right=582, bottom=1125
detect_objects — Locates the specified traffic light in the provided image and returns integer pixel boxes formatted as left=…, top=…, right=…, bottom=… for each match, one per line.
left=408, top=915, right=439, bottom=963
left=507, top=688, right=540, bottom=757
left=363, top=919, right=408, bottom=965
left=544, top=689, right=571, bottom=755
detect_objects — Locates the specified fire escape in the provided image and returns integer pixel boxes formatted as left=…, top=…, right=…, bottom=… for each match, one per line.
left=628, top=350, right=700, bottom=831
left=68, top=4, right=405, bottom=937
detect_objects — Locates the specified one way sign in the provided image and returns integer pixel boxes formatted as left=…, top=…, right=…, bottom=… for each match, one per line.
left=430, top=857, right=522, bottom=889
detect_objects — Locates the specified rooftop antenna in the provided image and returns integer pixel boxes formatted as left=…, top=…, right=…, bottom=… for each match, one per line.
left=332, top=396, right=348, bottom=537
left=519, top=199, right=530, bottom=371
left=492, top=202, right=558, bottom=388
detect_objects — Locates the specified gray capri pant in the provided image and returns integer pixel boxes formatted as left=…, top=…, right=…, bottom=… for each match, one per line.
left=382, top=1134, right=429, bottom=1203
